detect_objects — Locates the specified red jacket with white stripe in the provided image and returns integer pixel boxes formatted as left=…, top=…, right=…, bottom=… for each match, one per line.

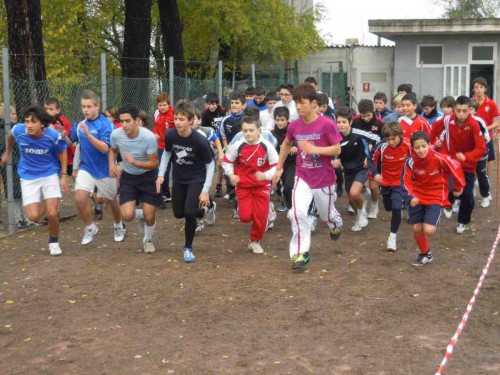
left=430, top=114, right=487, bottom=173
left=398, top=115, right=431, bottom=139
left=402, top=150, right=465, bottom=207
left=222, top=136, right=279, bottom=188
left=369, top=138, right=412, bottom=187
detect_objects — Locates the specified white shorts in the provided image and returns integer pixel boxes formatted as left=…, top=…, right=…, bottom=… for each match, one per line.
left=21, top=174, right=62, bottom=206
left=75, top=169, right=117, bottom=200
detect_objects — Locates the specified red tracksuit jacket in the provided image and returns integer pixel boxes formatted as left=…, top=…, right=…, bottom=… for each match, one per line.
left=153, top=107, right=174, bottom=150
left=402, top=150, right=465, bottom=206
left=369, top=138, right=412, bottom=186
left=398, top=115, right=431, bottom=139
left=430, top=114, right=486, bottom=173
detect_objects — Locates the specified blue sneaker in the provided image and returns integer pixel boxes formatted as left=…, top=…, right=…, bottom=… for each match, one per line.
left=183, top=247, right=196, bottom=262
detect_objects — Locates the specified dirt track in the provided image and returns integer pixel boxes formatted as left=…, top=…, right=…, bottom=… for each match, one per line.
left=1, top=193, right=499, bottom=374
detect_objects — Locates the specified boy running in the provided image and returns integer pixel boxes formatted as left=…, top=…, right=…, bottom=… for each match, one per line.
left=65, top=90, right=125, bottom=245
left=272, top=83, right=343, bottom=269
left=403, top=132, right=464, bottom=266
left=156, top=101, right=215, bottom=262
left=369, top=121, right=412, bottom=251
left=223, top=116, right=279, bottom=254
left=109, top=104, right=160, bottom=254
left=1, top=106, right=69, bottom=256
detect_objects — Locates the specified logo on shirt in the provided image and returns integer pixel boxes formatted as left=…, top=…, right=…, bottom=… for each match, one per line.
left=24, top=148, right=49, bottom=155
left=415, top=169, right=425, bottom=175
left=384, top=155, right=394, bottom=160
left=429, top=169, right=439, bottom=176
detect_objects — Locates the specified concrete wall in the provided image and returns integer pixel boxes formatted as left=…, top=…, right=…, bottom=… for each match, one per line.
left=393, top=35, right=499, bottom=100
left=297, top=46, right=395, bottom=105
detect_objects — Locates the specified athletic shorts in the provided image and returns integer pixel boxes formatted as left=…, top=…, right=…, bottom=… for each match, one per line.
left=408, top=203, right=442, bottom=226
left=381, top=185, right=405, bottom=211
left=21, top=174, right=61, bottom=206
left=487, top=140, right=495, bottom=161
left=119, top=170, right=161, bottom=207
left=344, top=169, right=368, bottom=194
left=75, top=169, right=117, bottom=200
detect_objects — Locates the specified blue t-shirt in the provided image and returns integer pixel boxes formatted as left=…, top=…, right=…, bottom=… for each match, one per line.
left=70, top=114, right=114, bottom=178
left=12, top=124, right=67, bottom=180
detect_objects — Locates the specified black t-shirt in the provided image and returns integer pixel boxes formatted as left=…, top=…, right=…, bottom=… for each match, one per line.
left=164, top=128, right=213, bottom=184
left=201, top=106, right=226, bottom=133
left=352, top=113, right=384, bottom=138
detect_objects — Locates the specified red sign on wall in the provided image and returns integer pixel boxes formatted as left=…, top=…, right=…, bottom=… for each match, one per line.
left=363, top=83, right=370, bottom=92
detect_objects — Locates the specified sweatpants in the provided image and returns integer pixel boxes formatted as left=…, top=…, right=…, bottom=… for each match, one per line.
left=236, top=185, right=270, bottom=242
left=287, top=177, right=342, bottom=258
left=171, top=181, right=204, bottom=248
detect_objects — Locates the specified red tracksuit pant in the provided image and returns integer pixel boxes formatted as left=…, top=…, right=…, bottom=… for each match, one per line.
left=236, top=185, right=270, bottom=241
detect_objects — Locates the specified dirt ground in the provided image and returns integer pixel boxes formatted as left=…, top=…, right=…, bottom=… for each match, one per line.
left=1, top=191, right=499, bottom=375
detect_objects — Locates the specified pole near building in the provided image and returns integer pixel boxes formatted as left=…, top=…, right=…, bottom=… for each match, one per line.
left=2, top=47, right=15, bottom=234
left=169, top=57, right=174, bottom=104
left=100, top=53, right=107, bottom=110
left=251, top=64, right=256, bottom=87
left=218, top=60, right=223, bottom=103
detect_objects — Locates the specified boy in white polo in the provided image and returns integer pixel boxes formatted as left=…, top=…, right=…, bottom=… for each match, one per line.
left=1, top=105, right=69, bottom=256
left=65, top=90, right=125, bottom=245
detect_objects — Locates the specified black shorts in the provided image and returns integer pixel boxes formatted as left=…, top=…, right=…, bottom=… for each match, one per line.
left=408, top=204, right=442, bottom=226
left=381, top=185, right=405, bottom=211
left=487, top=140, right=495, bottom=161
left=119, top=170, right=161, bottom=207
left=344, top=169, right=368, bottom=194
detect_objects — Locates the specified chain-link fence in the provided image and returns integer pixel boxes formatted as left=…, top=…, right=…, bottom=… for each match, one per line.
left=0, top=50, right=300, bottom=235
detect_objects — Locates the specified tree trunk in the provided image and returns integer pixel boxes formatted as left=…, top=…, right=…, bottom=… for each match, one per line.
left=4, top=0, right=48, bottom=113
left=157, top=0, right=185, bottom=77
left=122, top=0, right=152, bottom=111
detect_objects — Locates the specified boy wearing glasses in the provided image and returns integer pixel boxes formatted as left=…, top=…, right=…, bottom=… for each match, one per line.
left=274, top=83, right=299, bottom=121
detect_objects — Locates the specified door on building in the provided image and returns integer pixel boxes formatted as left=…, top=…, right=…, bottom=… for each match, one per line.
left=470, top=64, right=494, bottom=98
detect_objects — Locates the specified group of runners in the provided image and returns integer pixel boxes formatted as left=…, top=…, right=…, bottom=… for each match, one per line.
left=0, top=76, right=498, bottom=269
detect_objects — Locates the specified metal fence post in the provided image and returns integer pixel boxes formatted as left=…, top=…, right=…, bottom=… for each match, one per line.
left=218, top=60, right=223, bottom=102
left=2, top=47, right=15, bottom=234
left=100, top=53, right=107, bottom=110
left=169, top=57, right=174, bottom=104
left=251, top=64, right=256, bottom=87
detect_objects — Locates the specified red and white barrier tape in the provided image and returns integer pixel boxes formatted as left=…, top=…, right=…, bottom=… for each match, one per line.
left=435, top=225, right=500, bottom=375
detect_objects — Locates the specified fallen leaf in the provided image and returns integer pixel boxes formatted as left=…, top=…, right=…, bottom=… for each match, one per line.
left=24, top=337, right=31, bottom=342
left=4, top=324, right=12, bottom=328
left=274, top=361, right=281, bottom=364
left=68, top=300, right=77, bottom=304
left=395, top=335, right=403, bottom=339
left=411, top=294, right=420, bottom=297
left=134, top=354, right=142, bottom=359
left=6, top=300, right=14, bottom=304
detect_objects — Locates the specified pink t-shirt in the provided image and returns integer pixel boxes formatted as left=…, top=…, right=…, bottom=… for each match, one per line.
left=286, top=115, right=342, bottom=189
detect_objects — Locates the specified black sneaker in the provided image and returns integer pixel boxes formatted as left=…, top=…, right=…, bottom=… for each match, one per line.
left=329, top=224, right=341, bottom=240
left=159, top=198, right=167, bottom=210
left=215, top=184, right=223, bottom=198
left=291, top=252, right=310, bottom=269
left=411, top=251, right=433, bottom=267
left=94, top=205, right=103, bottom=220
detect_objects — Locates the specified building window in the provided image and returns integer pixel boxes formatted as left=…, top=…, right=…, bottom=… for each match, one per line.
left=444, top=65, right=468, bottom=97
left=417, top=45, right=443, bottom=66
left=471, top=46, right=494, bottom=61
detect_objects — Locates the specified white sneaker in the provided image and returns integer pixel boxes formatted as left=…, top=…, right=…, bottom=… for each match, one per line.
left=348, top=205, right=355, bottom=214
left=443, top=207, right=453, bottom=219
left=49, top=243, right=63, bottom=256
left=81, top=224, right=98, bottom=245
left=351, top=211, right=368, bottom=232
left=268, top=202, right=277, bottom=222
left=452, top=200, right=460, bottom=213
left=386, top=234, right=397, bottom=252
left=223, top=193, right=230, bottom=200
left=114, top=224, right=127, bottom=242
left=456, top=223, right=470, bottom=234
left=143, top=239, right=156, bottom=254
left=247, top=241, right=264, bottom=254
left=195, top=218, right=205, bottom=232
left=367, top=201, right=379, bottom=219
left=480, top=194, right=492, bottom=208
left=308, top=215, right=318, bottom=232
left=205, top=202, right=216, bottom=225
left=233, top=208, right=239, bottom=220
